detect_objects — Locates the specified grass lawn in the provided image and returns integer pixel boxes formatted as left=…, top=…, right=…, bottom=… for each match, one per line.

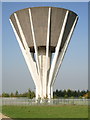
left=2, top=105, right=88, bottom=118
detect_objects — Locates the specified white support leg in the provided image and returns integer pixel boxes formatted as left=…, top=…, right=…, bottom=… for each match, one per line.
left=51, top=85, right=53, bottom=99
left=10, top=20, right=39, bottom=99
left=45, top=7, right=51, bottom=98
left=48, top=11, right=69, bottom=99
left=28, top=9, right=42, bottom=98
left=51, top=16, right=78, bottom=86
left=11, top=14, right=41, bottom=99
left=28, top=9, right=40, bottom=74
left=14, top=13, right=29, bottom=52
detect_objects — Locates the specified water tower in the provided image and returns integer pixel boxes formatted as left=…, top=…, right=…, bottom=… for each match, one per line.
left=10, top=7, right=78, bottom=100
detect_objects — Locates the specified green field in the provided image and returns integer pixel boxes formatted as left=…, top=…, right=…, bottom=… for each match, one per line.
left=2, top=105, right=88, bottom=118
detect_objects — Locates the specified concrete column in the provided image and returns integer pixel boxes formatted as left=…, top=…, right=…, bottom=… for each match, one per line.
left=38, top=47, right=51, bottom=99
left=51, top=85, right=53, bottom=98
left=47, top=85, right=51, bottom=99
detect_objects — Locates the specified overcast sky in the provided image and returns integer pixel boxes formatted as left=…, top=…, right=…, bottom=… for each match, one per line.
left=2, top=2, right=88, bottom=94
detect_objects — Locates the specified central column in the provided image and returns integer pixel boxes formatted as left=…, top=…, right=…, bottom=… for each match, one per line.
left=38, top=47, right=51, bottom=99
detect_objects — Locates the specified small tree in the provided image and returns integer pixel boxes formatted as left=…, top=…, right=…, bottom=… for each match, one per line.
left=27, top=88, right=32, bottom=98
left=2, top=92, right=9, bottom=97
left=15, top=90, right=19, bottom=97
left=31, top=91, right=35, bottom=99
left=67, top=89, right=72, bottom=97
left=10, top=92, right=14, bottom=97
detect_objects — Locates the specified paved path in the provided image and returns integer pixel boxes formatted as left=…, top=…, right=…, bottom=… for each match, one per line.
left=0, top=113, right=9, bottom=118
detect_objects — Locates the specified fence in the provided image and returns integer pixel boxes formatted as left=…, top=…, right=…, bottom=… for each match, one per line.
left=1, top=97, right=90, bottom=106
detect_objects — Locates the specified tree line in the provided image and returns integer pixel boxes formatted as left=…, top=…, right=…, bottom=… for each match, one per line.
left=53, top=89, right=89, bottom=99
left=1, top=89, right=90, bottom=99
left=2, top=89, right=35, bottom=99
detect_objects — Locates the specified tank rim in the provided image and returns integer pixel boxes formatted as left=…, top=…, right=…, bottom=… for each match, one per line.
left=10, top=6, right=78, bottom=19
